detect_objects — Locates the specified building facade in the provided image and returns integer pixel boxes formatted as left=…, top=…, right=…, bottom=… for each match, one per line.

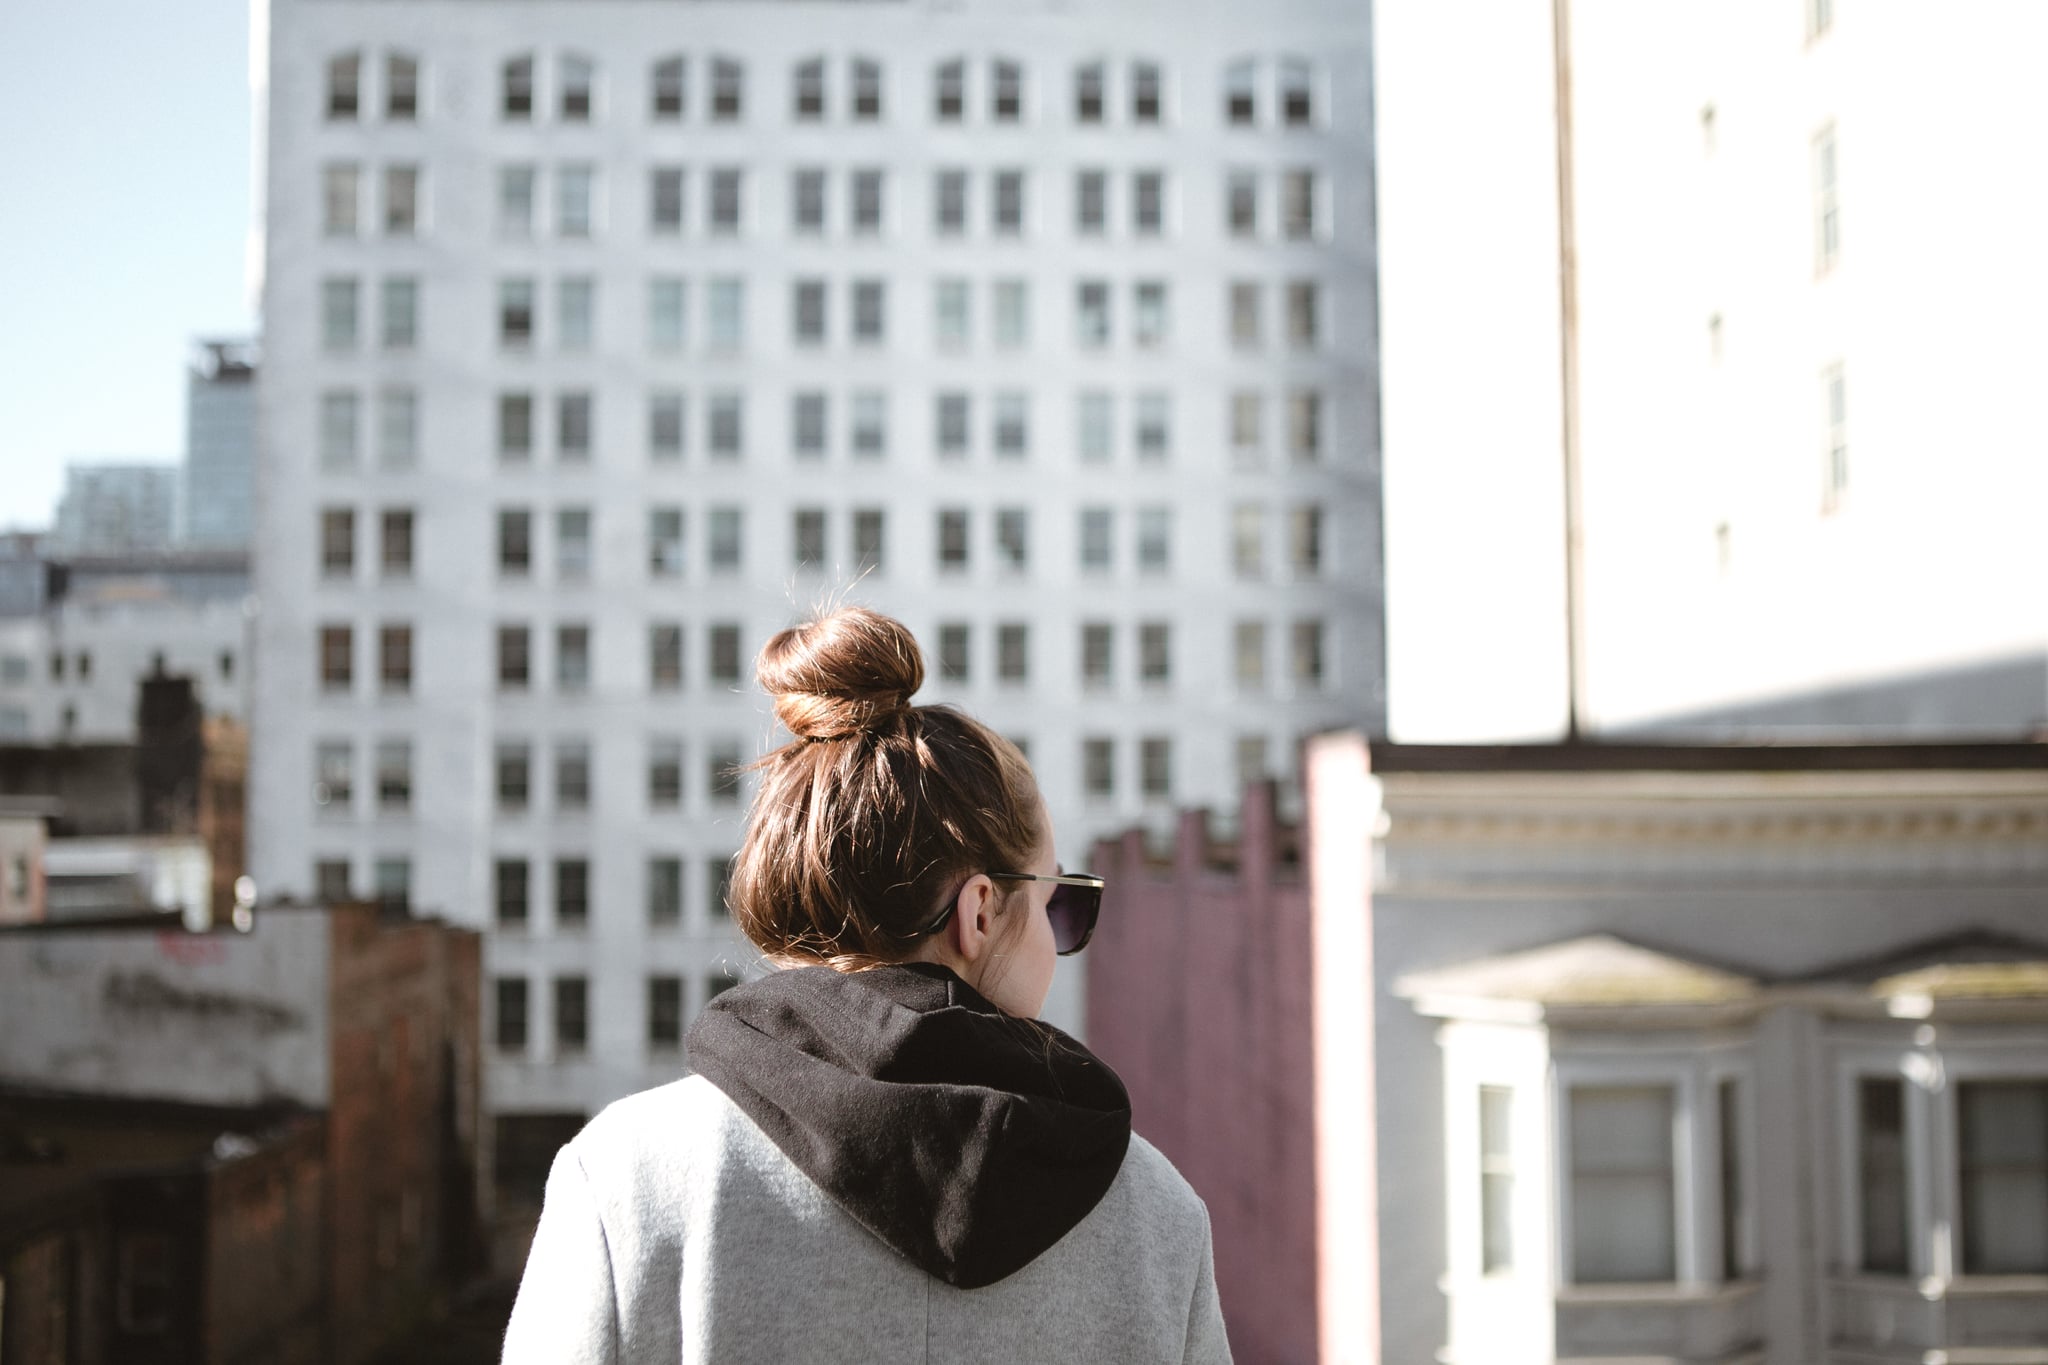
left=49, top=464, right=181, bottom=558
left=183, top=339, right=260, bottom=550
left=251, top=0, right=1384, bottom=1119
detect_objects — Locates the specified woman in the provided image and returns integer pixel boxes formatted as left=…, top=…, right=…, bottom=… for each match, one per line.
left=502, top=606, right=1231, bottom=1364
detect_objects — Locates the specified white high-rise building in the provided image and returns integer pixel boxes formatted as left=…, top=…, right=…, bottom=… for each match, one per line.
left=252, top=0, right=1383, bottom=1124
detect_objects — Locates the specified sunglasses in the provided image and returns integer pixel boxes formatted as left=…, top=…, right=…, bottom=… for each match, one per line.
left=989, top=871, right=1105, bottom=956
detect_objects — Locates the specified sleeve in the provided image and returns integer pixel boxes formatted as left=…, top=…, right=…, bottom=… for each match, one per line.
left=501, top=1147, right=619, bottom=1365
left=1182, top=1205, right=1234, bottom=1365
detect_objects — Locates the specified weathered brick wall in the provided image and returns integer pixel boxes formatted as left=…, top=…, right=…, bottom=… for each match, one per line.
left=203, top=1117, right=325, bottom=1365
left=1087, top=783, right=1318, bottom=1365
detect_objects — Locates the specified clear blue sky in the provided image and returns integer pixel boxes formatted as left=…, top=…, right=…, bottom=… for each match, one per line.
left=0, top=0, right=255, bottom=532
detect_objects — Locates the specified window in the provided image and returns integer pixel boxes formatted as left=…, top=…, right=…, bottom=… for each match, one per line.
left=1137, top=622, right=1171, bottom=685
left=1231, top=391, right=1265, bottom=463
left=648, top=278, right=686, bottom=352
left=1958, top=1080, right=2048, bottom=1274
left=992, top=170, right=1026, bottom=235
left=1079, top=507, right=1112, bottom=571
left=792, top=279, right=828, bottom=346
left=497, top=624, right=531, bottom=691
left=936, top=392, right=971, bottom=459
left=496, top=741, right=531, bottom=811
left=1077, top=392, right=1113, bottom=463
left=1286, top=280, right=1319, bottom=349
left=934, top=169, right=968, bottom=236
left=1136, top=506, right=1171, bottom=573
left=376, top=739, right=412, bottom=811
left=1289, top=389, right=1324, bottom=461
left=992, top=280, right=1029, bottom=349
left=380, top=277, right=419, bottom=349
left=1133, top=171, right=1165, bottom=236
left=997, top=623, right=1029, bottom=682
left=708, top=506, right=743, bottom=572
left=792, top=391, right=829, bottom=459
left=936, top=508, right=969, bottom=571
left=555, top=859, right=591, bottom=928
left=792, top=168, right=827, bottom=234
left=650, top=168, right=685, bottom=234
left=708, top=168, right=743, bottom=234
left=851, top=280, right=886, bottom=344
left=316, top=860, right=352, bottom=904
left=853, top=509, right=886, bottom=571
left=1230, top=281, right=1262, bottom=349
left=647, top=738, right=683, bottom=809
left=1076, top=281, right=1110, bottom=348
left=327, top=52, right=362, bottom=119
left=1282, top=168, right=1318, bottom=239
left=1719, top=1079, right=1745, bottom=1280
left=851, top=60, right=884, bottom=121
left=649, top=623, right=683, bottom=691
left=499, top=278, right=535, bottom=349
left=379, top=624, right=413, bottom=694
left=1227, top=171, right=1259, bottom=239
left=1235, top=734, right=1270, bottom=786
left=1290, top=504, right=1324, bottom=577
left=320, top=625, right=353, bottom=692
left=496, top=859, right=529, bottom=927
left=1234, top=620, right=1266, bottom=690
left=1858, top=1077, right=1911, bottom=1273
left=937, top=623, right=970, bottom=682
left=793, top=57, right=827, bottom=121
left=557, top=276, right=594, bottom=351
left=707, top=278, right=745, bottom=349
left=380, top=508, right=414, bottom=578
left=1481, top=1087, right=1515, bottom=1274
left=1823, top=363, right=1848, bottom=510
left=1568, top=1085, right=1677, bottom=1283
left=708, top=742, right=742, bottom=804
left=556, top=622, right=591, bottom=692
left=1133, top=282, right=1169, bottom=348
left=993, top=392, right=1029, bottom=459
left=555, top=506, right=592, bottom=580
left=321, top=507, right=355, bottom=578
left=708, top=623, right=743, bottom=685
left=498, top=165, right=537, bottom=237
left=706, top=857, right=734, bottom=919
left=495, top=977, right=528, bottom=1051
left=649, top=391, right=685, bottom=461
left=991, top=60, right=1023, bottom=122
left=647, top=857, right=682, bottom=926
left=315, top=740, right=353, bottom=812
left=1279, top=57, right=1315, bottom=127
left=1140, top=737, right=1171, bottom=799
left=995, top=508, right=1029, bottom=570
left=711, top=57, right=744, bottom=121
left=1072, top=169, right=1109, bottom=236
left=851, top=391, right=887, bottom=459
left=1080, top=623, right=1113, bottom=687
left=648, top=506, right=684, bottom=578
left=383, top=165, right=419, bottom=235
left=1074, top=62, right=1105, bottom=123
left=934, top=59, right=966, bottom=122
left=1225, top=59, right=1256, bottom=126
left=1082, top=737, right=1114, bottom=797
left=934, top=279, right=971, bottom=348
left=1130, top=61, right=1162, bottom=123
left=850, top=168, right=884, bottom=234
left=1291, top=618, right=1325, bottom=689
left=323, top=164, right=360, bottom=236
left=322, top=277, right=359, bottom=350
left=555, top=739, right=591, bottom=810
left=560, top=55, right=594, bottom=121
left=649, top=976, right=683, bottom=1049
left=502, top=55, right=534, bottom=120
left=652, top=56, right=686, bottom=119
left=553, top=392, right=591, bottom=463
left=493, top=393, right=533, bottom=464
left=498, top=508, right=533, bottom=578
left=377, top=387, right=418, bottom=468
left=554, top=975, right=588, bottom=1051
left=793, top=508, right=827, bottom=567
left=557, top=165, right=595, bottom=238
left=1134, top=392, right=1172, bottom=463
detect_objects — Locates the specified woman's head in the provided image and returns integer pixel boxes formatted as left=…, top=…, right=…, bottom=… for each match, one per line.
left=730, top=606, right=1056, bottom=1013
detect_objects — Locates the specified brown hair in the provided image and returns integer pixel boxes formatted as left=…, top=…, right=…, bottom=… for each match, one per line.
left=731, top=606, right=1044, bottom=970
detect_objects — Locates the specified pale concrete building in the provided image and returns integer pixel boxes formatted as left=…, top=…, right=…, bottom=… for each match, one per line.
left=1375, top=0, right=2048, bottom=743
left=251, top=0, right=1383, bottom=1122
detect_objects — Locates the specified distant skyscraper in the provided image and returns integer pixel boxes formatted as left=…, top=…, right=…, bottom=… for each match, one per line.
left=182, top=339, right=258, bottom=550
left=50, top=464, right=178, bottom=557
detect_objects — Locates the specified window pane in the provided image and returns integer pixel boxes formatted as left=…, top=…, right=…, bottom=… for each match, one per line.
left=1481, top=1087, right=1515, bottom=1274
left=1959, top=1080, right=2048, bottom=1274
left=1569, top=1086, right=1676, bottom=1284
left=1859, top=1077, right=1911, bottom=1274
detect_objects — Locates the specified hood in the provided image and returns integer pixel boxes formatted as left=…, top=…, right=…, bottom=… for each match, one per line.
left=685, top=961, right=1132, bottom=1289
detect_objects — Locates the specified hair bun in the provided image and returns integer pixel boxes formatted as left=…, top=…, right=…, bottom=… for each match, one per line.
left=757, top=607, right=924, bottom=740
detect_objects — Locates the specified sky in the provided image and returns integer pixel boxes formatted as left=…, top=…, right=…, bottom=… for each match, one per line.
left=0, top=0, right=256, bottom=532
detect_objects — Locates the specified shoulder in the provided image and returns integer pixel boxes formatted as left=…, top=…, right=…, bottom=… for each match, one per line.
left=574, top=1073, right=732, bottom=1158
left=559, top=1075, right=754, bottom=1211
left=1107, top=1132, right=1213, bottom=1240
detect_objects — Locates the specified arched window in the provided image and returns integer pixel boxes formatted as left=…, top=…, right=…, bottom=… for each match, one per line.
left=385, top=52, right=419, bottom=120
left=1279, top=57, right=1315, bottom=127
left=711, top=57, right=744, bottom=122
left=1224, top=59, right=1257, bottom=127
left=502, top=55, right=535, bottom=121
left=793, top=57, right=827, bottom=121
left=933, top=58, right=966, bottom=122
left=651, top=56, right=686, bottom=120
left=991, top=59, right=1024, bottom=123
left=560, top=54, right=595, bottom=121
left=326, top=52, right=362, bottom=121
left=1073, top=61, right=1105, bottom=124
left=850, top=58, right=883, bottom=121
left=1130, top=60, right=1163, bottom=124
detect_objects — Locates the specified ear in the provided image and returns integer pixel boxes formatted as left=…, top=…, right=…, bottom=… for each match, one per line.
left=946, top=873, right=999, bottom=964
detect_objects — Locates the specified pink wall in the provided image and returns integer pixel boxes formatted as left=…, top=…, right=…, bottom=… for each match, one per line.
left=1088, top=782, right=1320, bottom=1365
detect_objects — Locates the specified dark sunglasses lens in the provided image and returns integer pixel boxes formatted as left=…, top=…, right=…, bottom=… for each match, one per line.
left=1047, top=883, right=1100, bottom=955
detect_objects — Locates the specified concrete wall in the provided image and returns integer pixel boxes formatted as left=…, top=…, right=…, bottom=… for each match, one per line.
left=0, top=813, right=46, bottom=923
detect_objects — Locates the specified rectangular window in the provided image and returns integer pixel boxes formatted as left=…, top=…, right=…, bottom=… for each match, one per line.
left=320, top=391, right=360, bottom=468
left=557, top=276, right=594, bottom=351
left=934, top=278, right=971, bottom=349
left=1138, top=621, right=1170, bottom=684
left=647, top=738, right=683, bottom=810
left=315, top=739, right=353, bottom=812
left=650, top=167, right=685, bottom=234
left=1129, top=61, right=1161, bottom=123
left=792, top=279, right=828, bottom=346
left=997, top=623, right=1028, bottom=682
left=1074, top=61, right=1104, bottom=123
left=1289, top=389, right=1323, bottom=461
left=995, top=508, right=1029, bottom=570
left=707, top=278, right=745, bottom=349
left=851, top=391, right=887, bottom=459
left=383, top=164, right=419, bottom=235
left=1080, top=622, right=1113, bottom=687
left=374, top=857, right=410, bottom=912
left=496, top=859, right=530, bottom=927
left=1719, top=1079, right=1744, bottom=1280
left=1140, top=736, right=1171, bottom=800
left=851, top=61, right=883, bottom=121
left=554, top=975, right=588, bottom=1051
left=559, top=56, right=594, bottom=121
left=495, top=977, right=528, bottom=1052
left=1227, top=171, right=1259, bottom=239
left=498, top=392, right=534, bottom=463
left=1858, top=1077, right=1911, bottom=1274
left=1286, top=280, right=1320, bottom=349
left=711, top=58, right=743, bottom=122
left=1823, top=363, right=1848, bottom=510
left=1281, top=169, right=1318, bottom=240
left=649, top=278, right=687, bottom=352
left=794, top=508, right=828, bottom=567
left=1078, top=507, right=1112, bottom=571
left=649, top=390, right=685, bottom=461
left=556, top=623, right=591, bottom=692
left=379, top=624, right=413, bottom=694
left=1958, top=1080, right=2048, bottom=1274
left=793, top=58, right=826, bottom=121
left=649, top=976, right=683, bottom=1049
left=708, top=506, right=743, bottom=572
left=851, top=279, right=886, bottom=345
left=496, top=624, right=531, bottom=691
left=1230, top=281, right=1262, bottom=350
left=555, top=739, right=592, bottom=810
left=648, top=506, right=684, bottom=578
left=936, top=508, right=969, bottom=571
left=1569, top=1085, right=1677, bottom=1284
left=792, top=391, right=829, bottom=459
left=853, top=509, right=885, bottom=571
left=1291, top=618, right=1325, bottom=689
left=706, top=856, right=734, bottom=919
left=498, top=165, right=536, bottom=237
left=1082, top=737, right=1114, bottom=798
left=499, top=278, right=535, bottom=349
left=992, top=279, right=1029, bottom=349
left=937, top=623, right=970, bottom=682
left=380, top=508, right=414, bottom=578
left=557, top=164, right=595, bottom=238
left=375, top=738, right=411, bottom=810
left=991, top=60, right=1023, bottom=122
left=1235, top=734, right=1270, bottom=787
left=378, top=387, right=418, bottom=467
left=1280, top=59, right=1315, bottom=126
left=328, top=54, right=361, bottom=119
left=1234, top=620, right=1266, bottom=690
left=1075, top=169, right=1107, bottom=236
left=1075, top=281, right=1110, bottom=348
left=653, top=56, right=686, bottom=120
left=934, top=169, right=968, bottom=236
left=1481, top=1086, right=1515, bottom=1274
left=934, top=59, right=965, bottom=121
left=1814, top=125, right=1839, bottom=273
left=993, top=392, right=1029, bottom=459
left=498, top=508, right=532, bottom=578
left=708, top=391, right=744, bottom=458
left=936, top=393, right=971, bottom=459
left=1134, top=392, right=1171, bottom=463
left=324, top=163, right=360, bottom=236
left=992, top=170, right=1026, bottom=236
left=555, top=506, right=592, bottom=580
left=502, top=55, right=534, bottom=120
left=793, top=167, right=829, bottom=234
left=1231, top=391, right=1265, bottom=462
left=495, top=741, right=531, bottom=811
left=708, top=742, right=742, bottom=805
left=321, top=507, right=355, bottom=578
left=1136, top=506, right=1171, bottom=573
left=1077, top=392, right=1113, bottom=464
left=1132, top=171, right=1165, bottom=236
left=647, top=856, right=682, bottom=926
left=708, top=168, right=743, bottom=235
left=850, top=167, right=884, bottom=233
left=649, top=623, right=683, bottom=692
left=322, top=277, right=359, bottom=350
left=1290, top=504, right=1324, bottom=577
left=708, top=623, right=743, bottom=685
left=1225, top=61, right=1256, bottom=126
left=1132, top=281, right=1168, bottom=348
